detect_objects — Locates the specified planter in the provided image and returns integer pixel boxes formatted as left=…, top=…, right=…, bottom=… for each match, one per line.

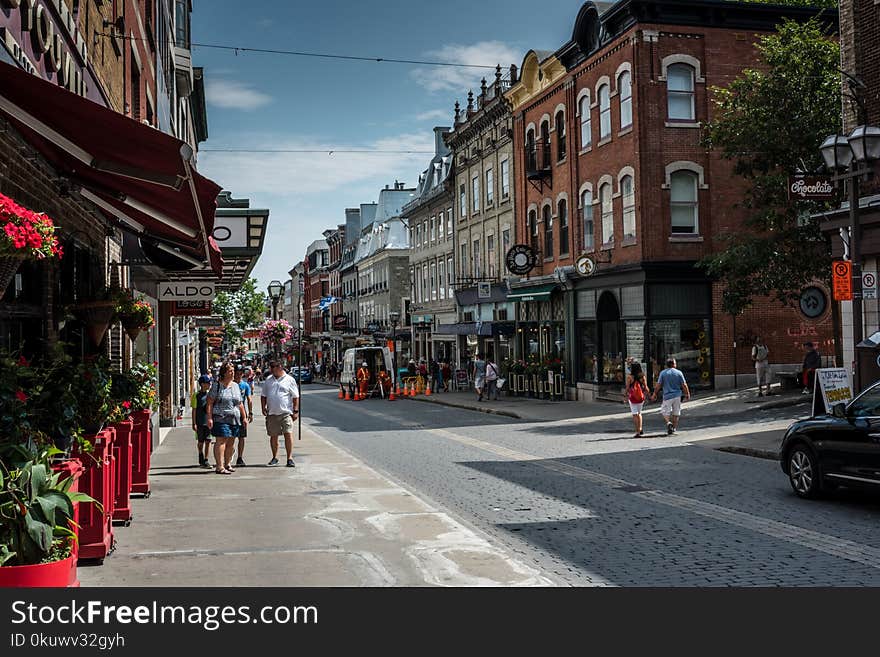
left=121, top=316, right=142, bottom=342
left=0, top=254, right=25, bottom=294
left=51, top=458, right=84, bottom=561
left=130, top=409, right=152, bottom=497
left=0, top=550, right=79, bottom=588
left=110, top=419, right=133, bottom=524
left=73, top=429, right=115, bottom=563
left=73, top=300, right=117, bottom=347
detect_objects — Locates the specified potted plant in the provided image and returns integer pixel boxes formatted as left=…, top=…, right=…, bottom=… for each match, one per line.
left=107, top=372, right=137, bottom=523
left=0, top=191, right=63, bottom=293
left=127, top=362, right=158, bottom=497
left=259, top=319, right=293, bottom=356
left=71, top=357, right=113, bottom=436
left=0, top=445, right=96, bottom=587
left=115, top=290, right=155, bottom=342
left=72, top=287, right=120, bottom=348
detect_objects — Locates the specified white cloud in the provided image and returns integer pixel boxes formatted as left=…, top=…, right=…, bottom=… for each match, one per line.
left=415, top=109, right=451, bottom=122
left=411, top=41, right=521, bottom=94
left=205, top=79, right=273, bottom=111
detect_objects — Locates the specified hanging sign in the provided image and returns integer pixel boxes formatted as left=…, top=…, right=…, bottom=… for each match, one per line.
left=478, top=282, right=491, bottom=299
left=575, top=255, right=596, bottom=277
left=787, top=176, right=834, bottom=201
left=505, top=244, right=537, bottom=276
left=831, top=261, right=852, bottom=301
left=158, top=281, right=216, bottom=302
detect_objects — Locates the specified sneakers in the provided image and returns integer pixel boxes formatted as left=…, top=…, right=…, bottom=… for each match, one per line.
left=236, top=458, right=246, bottom=467
left=758, top=392, right=764, bottom=397
left=268, top=457, right=279, bottom=466
left=666, top=422, right=674, bottom=435
left=198, top=455, right=206, bottom=467
left=286, top=458, right=296, bottom=468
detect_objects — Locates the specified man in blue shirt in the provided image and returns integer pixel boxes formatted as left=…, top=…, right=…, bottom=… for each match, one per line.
left=651, top=358, right=691, bottom=435
left=233, top=366, right=254, bottom=466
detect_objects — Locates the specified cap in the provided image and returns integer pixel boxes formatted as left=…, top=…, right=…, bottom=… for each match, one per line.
left=198, top=374, right=212, bottom=384
left=362, top=362, right=368, bottom=367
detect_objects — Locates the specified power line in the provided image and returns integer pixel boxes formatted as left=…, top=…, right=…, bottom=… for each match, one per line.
left=200, top=149, right=434, bottom=154
left=99, top=32, right=503, bottom=69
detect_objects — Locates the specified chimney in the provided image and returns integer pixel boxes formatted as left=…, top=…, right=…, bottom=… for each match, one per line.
left=433, top=126, right=451, bottom=155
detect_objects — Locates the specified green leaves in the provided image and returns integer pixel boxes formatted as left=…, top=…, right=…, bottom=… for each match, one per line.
left=214, top=277, right=269, bottom=346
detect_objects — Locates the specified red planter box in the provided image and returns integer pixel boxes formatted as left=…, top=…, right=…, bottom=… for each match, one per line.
left=52, top=459, right=84, bottom=562
left=73, top=429, right=115, bottom=563
left=130, top=410, right=152, bottom=496
left=110, top=420, right=133, bottom=523
left=0, top=551, right=79, bottom=588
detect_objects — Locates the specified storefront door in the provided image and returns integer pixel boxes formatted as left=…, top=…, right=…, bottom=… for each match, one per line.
left=597, top=292, right=624, bottom=384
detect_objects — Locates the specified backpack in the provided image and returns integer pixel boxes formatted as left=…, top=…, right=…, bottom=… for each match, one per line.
left=628, top=379, right=645, bottom=403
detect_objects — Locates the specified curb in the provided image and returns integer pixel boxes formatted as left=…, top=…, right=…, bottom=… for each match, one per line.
left=714, top=445, right=780, bottom=461
left=753, top=397, right=809, bottom=411
left=404, top=394, right=523, bottom=419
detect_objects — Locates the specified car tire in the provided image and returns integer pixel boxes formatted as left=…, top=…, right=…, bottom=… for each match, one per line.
left=787, top=443, right=821, bottom=499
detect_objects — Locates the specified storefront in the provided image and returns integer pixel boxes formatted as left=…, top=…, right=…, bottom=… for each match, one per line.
left=509, top=282, right=566, bottom=366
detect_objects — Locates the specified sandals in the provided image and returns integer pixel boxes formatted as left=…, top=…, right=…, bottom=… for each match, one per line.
left=215, top=468, right=232, bottom=475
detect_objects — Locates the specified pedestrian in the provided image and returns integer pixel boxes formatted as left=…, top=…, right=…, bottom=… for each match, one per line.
left=472, top=353, right=487, bottom=401
left=625, top=362, right=649, bottom=437
left=357, top=361, right=371, bottom=398
left=232, top=366, right=254, bottom=467
left=206, top=362, right=247, bottom=474
left=650, top=358, right=691, bottom=435
left=418, top=359, right=428, bottom=378
left=407, top=359, right=417, bottom=377
left=261, top=360, right=300, bottom=467
left=801, top=341, right=821, bottom=394
left=751, top=336, right=771, bottom=397
left=441, top=360, right=451, bottom=392
left=485, top=356, right=500, bottom=401
left=191, top=374, right=213, bottom=468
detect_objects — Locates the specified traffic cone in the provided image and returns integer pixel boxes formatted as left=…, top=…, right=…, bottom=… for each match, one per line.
left=425, top=382, right=432, bottom=396
left=410, top=382, right=417, bottom=397
left=389, top=387, right=396, bottom=401
left=345, top=388, right=351, bottom=401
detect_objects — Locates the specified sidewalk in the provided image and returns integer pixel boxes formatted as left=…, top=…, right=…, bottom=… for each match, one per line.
left=77, top=411, right=554, bottom=587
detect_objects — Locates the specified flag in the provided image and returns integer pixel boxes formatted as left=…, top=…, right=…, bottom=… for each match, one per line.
left=318, top=296, right=339, bottom=311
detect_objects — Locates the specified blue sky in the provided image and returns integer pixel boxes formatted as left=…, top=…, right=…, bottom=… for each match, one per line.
left=193, top=0, right=579, bottom=289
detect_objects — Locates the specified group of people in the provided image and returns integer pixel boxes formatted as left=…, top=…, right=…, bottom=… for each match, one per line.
left=191, top=360, right=300, bottom=474
left=406, top=358, right=454, bottom=393
left=469, top=354, right=502, bottom=402
left=624, top=358, right=691, bottom=438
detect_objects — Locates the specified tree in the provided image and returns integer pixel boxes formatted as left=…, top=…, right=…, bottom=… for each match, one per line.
left=700, top=17, right=840, bottom=314
left=212, top=278, right=267, bottom=345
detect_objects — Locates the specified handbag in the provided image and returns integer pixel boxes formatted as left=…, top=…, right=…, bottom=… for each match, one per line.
left=496, top=377, right=507, bottom=390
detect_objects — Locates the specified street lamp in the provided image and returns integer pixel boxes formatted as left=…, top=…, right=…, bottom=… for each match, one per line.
left=820, top=123, right=880, bottom=392
left=267, top=280, right=283, bottom=320
left=389, top=309, right=400, bottom=388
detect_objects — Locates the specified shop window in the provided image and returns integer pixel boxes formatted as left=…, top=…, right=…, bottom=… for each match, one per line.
left=598, top=84, right=611, bottom=139
left=667, top=64, right=695, bottom=121
left=649, top=318, right=711, bottom=388
left=648, top=283, right=710, bottom=316
left=543, top=205, right=553, bottom=258
left=579, top=93, right=591, bottom=149
left=577, top=322, right=598, bottom=382
left=670, top=171, right=699, bottom=234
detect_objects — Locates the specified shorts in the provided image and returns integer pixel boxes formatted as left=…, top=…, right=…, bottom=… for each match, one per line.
left=196, top=426, right=211, bottom=442
left=628, top=402, right=644, bottom=415
left=755, top=362, right=770, bottom=385
left=211, top=422, right=239, bottom=439
left=266, top=414, right=295, bottom=436
left=660, top=397, right=682, bottom=417
left=475, top=376, right=485, bottom=389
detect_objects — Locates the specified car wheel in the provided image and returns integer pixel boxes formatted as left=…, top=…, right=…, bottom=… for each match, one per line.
left=788, top=444, right=820, bottom=499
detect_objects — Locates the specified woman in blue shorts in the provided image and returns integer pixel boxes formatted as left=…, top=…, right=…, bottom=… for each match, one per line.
left=206, top=362, right=248, bottom=474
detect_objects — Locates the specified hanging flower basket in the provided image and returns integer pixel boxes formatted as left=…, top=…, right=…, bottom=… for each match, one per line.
left=116, top=291, right=154, bottom=342
left=0, top=192, right=62, bottom=293
left=73, top=300, right=117, bottom=347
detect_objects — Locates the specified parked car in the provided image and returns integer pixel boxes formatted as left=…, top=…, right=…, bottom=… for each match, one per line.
left=291, top=367, right=312, bottom=384
left=780, top=381, right=880, bottom=498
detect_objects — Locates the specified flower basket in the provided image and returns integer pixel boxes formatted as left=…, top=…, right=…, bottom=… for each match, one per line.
left=122, top=317, right=142, bottom=342
left=0, top=253, right=25, bottom=293
left=0, top=192, right=63, bottom=291
left=117, top=292, right=154, bottom=342
left=73, top=301, right=117, bottom=347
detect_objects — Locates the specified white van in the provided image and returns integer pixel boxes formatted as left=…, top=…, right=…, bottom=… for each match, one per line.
left=340, top=347, right=394, bottom=387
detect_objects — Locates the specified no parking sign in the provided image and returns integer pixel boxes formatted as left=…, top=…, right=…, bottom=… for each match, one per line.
left=863, top=272, right=877, bottom=300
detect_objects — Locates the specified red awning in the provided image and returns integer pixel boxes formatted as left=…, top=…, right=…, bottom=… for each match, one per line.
left=0, top=61, right=223, bottom=276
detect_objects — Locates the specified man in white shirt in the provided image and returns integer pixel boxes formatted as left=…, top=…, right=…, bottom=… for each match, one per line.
left=261, top=360, right=300, bottom=467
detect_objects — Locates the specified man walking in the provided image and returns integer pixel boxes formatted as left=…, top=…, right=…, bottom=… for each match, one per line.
left=801, top=341, right=822, bottom=394
left=261, top=360, right=300, bottom=468
left=233, top=366, right=253, bottom=467
left=751, top=336, right=771, bottom=397
left=651, top=358, right=691, bottom=435
left=191, top=374, right=213, bottom=468
left=472, top=353, right=487, bottom=402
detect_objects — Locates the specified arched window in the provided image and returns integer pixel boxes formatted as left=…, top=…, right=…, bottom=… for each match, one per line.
left=579, top=93, right=591, bottom=149
left=525, top=128, right=536, bottom=171
left=581, top=189, right=594, bottom=251
left=600, top=183, right=613, bottom=244
left=543, top=205, right=553, bottom=258
left=528, top=209, right=538, bottom=252
left=667, top=64, right=695, bottom=121
left=558, top=199, right=569, bottom=255
left=555, top=110, right=566, bottom=161
left=598, top=84, right=611, bottom=139
left=540, top=121, right=551, bottom=168
left=670, top=171, right=699, bottom=233
left=618, top=71, right=632, bottom=129
left=621, top=175, right=635, bottom=238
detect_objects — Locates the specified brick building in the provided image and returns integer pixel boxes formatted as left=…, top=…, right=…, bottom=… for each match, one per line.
left=324, top=224, right=345, bottom=362
left=304, top=239, right=330, bottom=354
left=505, top=0, right=836, bottom=399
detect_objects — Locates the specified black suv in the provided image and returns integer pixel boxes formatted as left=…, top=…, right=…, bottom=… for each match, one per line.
left=781, top=382, right=880, bottom=498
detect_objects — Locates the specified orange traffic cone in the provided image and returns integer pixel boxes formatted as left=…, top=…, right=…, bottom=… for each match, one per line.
left=410, top=382, right=417, bottom=397
left=345, top=388, right=352, bottom=401
left=396, top=382, right=401, bottom=396
left=389, top=387, right=396, bottom=401
left=425, top=382, right=432, bottom=396
left=338, top=387, right=345, bottom=399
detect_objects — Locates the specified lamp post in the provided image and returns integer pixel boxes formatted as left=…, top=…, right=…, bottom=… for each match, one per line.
left=267, top=280, right=283, bottom=321
left=820, top=124, right=880, bottom=393
left=297, top=274, right=304, bottom=441
left=389, top=309, right=400, bottom=389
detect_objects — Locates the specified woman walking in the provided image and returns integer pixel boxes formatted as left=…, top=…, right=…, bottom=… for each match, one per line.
left=206, top=362, right=247, bottom=474
left=625, top=362, right=649, bottom=437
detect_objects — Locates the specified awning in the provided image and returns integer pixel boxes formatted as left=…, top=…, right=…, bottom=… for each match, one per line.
left=435, top=322, right=492, bottom=336
left=0, top=61, right=222, bottom=276
left=507, top=283, right=557, bottom=302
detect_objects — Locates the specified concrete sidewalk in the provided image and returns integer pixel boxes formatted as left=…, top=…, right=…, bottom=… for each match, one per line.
left=77, top=411, right=554, bottom=587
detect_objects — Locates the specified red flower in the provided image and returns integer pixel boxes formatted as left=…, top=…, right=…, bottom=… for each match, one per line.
left=122, top=400, right=131, bottom=409
left=17, top=356, right=28, bottom=367
left=14, top=390, right=27, bottom=403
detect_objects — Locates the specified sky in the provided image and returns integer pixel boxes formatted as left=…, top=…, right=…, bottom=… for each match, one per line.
left=192, top=0, right=581, bottom=290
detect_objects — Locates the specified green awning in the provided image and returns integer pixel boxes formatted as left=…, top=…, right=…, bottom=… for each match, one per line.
left=507, top=284, right=557, bottom=302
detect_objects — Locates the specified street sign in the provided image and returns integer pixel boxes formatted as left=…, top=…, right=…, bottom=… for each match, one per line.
left=799, top=286, right=827, bottom=319
left=832, top=261, right=853, bottom=301
left=194, top=317, right=223, bottom=328
left=575, top=254, right=596, bottom=277
left=863, top=272, right=877, bottom=300
left=158, top=281, right=216, bottom=302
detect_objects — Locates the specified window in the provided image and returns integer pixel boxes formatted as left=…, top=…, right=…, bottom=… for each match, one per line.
left=621, top=175, right=635, bottom=238
left=581, top=189, right=594, bottom=251
left=618, top=71, right=632, bottom=129
left=528, top=209, right=539, bottom=252
left=600, top=183, right=613, bottom=244
left=459, top=184, right=467, bottom=218
left=525, top=128, right=537, bottom=171
left=447, top=207, right=453, bottom=235
left=438, top=211, right=445, bottom=239
left=667, top=64, right=695, bottom=121
left=416, top=224, right=422, bottom=249
left=540, top=121, right=550, bottom=167
left=558, top=199, right=569, bottom=255
left=472, top=176, right=480, bottom=213
left=598, top=84, right=611, bottom=139
left=473, top=238, right=481, bottom=278
left=487, top=234, right=496, bottom=278
left=670, top=171, right=698, bottom=234
left=555, top=110, right=566, bottom=161
left=502, top=228, right=511, bottom=259
left=423, top=221, right=428, bottom=246
left=430, top=262, right=437, bottom=301
left=486, top=168, right=494, bottom=205
left=439, top=260, right=445, bottom=300
left=422, top=265, right=428, bottom=302
left=174, top=0, right=189, bottom=48
left=461, top=243, right=468, bottom=277
left=501, top=159, right=510, bottom=198
left=447, top=256, right=454, bottom=296
left=412, top=266, right=419, bottom=301
left=543, top=205, right=553, bottom=258
left=579, top=93, right=591, bottom=149
left=130, top=52, right=141, bottom=120
left=430, top=216, right=436, bottom=242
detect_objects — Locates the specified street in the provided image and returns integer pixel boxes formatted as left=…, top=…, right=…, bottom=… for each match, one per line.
left=303, top=386, right=880, bottom=586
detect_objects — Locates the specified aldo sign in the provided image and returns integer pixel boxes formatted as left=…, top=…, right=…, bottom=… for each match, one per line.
left=158, top=281, right=216, bottom=302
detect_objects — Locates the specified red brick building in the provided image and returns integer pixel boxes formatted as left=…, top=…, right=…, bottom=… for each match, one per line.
left=506, top=0, right=836, bottom=399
